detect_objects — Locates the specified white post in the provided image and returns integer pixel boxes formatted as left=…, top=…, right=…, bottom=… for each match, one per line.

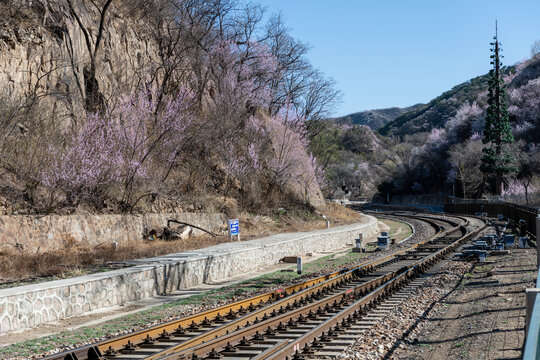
left=326, top=220, right=330, bottom=229
left=526, top=288, right=540, bottom=332
left=357, top=233, right=363, bottom=250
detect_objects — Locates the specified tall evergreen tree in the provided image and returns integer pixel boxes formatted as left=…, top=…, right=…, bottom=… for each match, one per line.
left=481, top=22, right=516, bottom=195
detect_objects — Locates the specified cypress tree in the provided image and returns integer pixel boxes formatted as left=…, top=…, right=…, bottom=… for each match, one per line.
left=481, top=22, right=516, bottom=195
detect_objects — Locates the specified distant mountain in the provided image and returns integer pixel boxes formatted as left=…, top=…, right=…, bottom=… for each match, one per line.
left=380, top=60, right=540, bottom=138
left=377, top=58, right=540, bottom=138
left=378, top=73, right=495, bottom=137
left=334, top=57, right=540, bottom=140
left=332, top=104, right=424, bottom=130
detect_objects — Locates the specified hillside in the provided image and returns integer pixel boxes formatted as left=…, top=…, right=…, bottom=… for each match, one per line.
left=378, top=57, right=540, bottom=139
left=318, top=54, right=540, bottom=203
left=0, top=0, right=337, bottom=215
left=378, top=73, right=496, bottom=137
left=332, top=104, right=423, bottom=130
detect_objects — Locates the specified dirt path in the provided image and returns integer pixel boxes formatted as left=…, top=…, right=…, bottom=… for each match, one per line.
left=395, top=248, right=536, bottom=360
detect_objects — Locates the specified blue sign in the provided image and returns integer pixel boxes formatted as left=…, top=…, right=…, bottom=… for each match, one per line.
left=377, top=236, right=388, bottom=249
left=229, top=219, right=239, bottom=236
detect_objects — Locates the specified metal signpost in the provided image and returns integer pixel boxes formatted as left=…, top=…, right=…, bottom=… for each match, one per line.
left=229, top=218, right=240, bottom=241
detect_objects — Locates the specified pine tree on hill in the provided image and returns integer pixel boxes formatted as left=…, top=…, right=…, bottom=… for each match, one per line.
left=481, top=22, right=517, bottom=195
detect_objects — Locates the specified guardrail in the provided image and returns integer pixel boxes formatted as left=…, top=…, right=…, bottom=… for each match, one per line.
left=522, top=215, right=540, bottom=360
left=524, top=272, right=540, bottom=359
left=444, top=199, right=538, bottom=241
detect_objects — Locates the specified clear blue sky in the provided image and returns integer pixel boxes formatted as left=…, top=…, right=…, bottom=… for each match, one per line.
left=257, top=0, right=540, bottom=117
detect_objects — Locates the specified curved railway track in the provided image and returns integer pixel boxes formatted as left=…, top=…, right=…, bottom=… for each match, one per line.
left=45, top=213, right=485, bottom=360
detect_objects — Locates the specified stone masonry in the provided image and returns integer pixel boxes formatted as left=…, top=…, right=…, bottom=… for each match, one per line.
left=0, top=215, right=378, bottom=334
left=0, top=212, right=227, bottom=253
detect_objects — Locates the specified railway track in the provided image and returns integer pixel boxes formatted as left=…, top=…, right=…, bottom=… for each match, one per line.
left=45, top=213, right=485, bottom=360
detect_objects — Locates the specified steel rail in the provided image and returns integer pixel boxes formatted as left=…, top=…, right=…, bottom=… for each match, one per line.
left=44, top=256, right=364, bottom=360
left=155, top=219, right=474, bottom=360
left=44, top=213, right=459, bottom=360
left=260, top=221, right=486, bottom=360
left=165, top=267, right=410, bottom=359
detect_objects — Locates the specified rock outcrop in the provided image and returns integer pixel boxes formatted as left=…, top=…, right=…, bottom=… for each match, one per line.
left=0, top=0, right=158, bottom=118
left=0, top=0, right=326, bottom=209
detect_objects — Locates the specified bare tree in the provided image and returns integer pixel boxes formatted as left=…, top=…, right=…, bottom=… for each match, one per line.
left=449, top=140, right=484, bottom=198
left=66, top=0, right=113, bottom=112
left=514, top=143, right=540, bottom=205
left=263, top=14, right=340, bottom=137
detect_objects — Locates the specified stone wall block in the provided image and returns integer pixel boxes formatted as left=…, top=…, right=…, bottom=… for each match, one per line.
left=1, top=315, right=10, bottom=332
left=73, top=304, right=82, bottom=316
left=11, top=317, right=18, bottom=330
left=27, top=292, right=36, bottom=302
left=28, top=313, right=35, bottom=328
left=19, top=317, right=28, bottom=329
left=52, top=297, right=62, bottom=313
left=65, top=304, right=73, bottom=317
left=48, top=308, right=57, bottom=322
left=35, top=312, right=42, bottom=326
left=0, top=216, right=377, bottom=334
left=19, top=298, right=32, bottom=315
left=7, top=301, right=15, bottom=317
left=34, top=298, right=43, bottom=312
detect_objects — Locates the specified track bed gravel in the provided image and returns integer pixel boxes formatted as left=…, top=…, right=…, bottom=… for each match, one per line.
left=339, top=259, right=473, bottom=360
left=393, top=247, right=535, bottom=360
left=338, top=244, right=535, bottom=360
left=0, top=213, right=443, bottom=359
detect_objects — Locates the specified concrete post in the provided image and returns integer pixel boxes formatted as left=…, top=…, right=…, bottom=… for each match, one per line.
left=526, top=288, right=540, bottom=332
left=326, top=220, right=330, bottom=229
left=297, top=256, right=302, bottom=275
left=353, top=234, right=364, bottom=253
left=537, top=215, right=540, bottom=269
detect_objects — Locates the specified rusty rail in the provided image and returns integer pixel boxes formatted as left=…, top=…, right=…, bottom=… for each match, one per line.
left=44, top=214, right=464, bottom=360
left=155, top=219, right=478, bottom=360
left=259, top=222, right=486, bottom=360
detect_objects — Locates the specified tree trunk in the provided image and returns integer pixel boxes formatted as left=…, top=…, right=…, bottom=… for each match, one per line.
left=495, top=172, right=503, bottom=196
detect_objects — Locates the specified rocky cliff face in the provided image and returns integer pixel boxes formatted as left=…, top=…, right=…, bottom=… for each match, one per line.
left=0, top=0, right=326, bottom=210
left=0, top=0, right=158, bottom=119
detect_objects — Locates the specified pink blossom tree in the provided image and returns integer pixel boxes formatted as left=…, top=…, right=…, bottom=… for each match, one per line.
left=445, top=102, right=484, bottom=144
left=508, top=78, right=540, bottom=142
left=38, top=87, right=195, bottom=210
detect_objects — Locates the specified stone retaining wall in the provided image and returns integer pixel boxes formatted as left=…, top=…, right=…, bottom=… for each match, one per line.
left=0, top=216, right=378, bottom=334
left=0, top=212, right=227, bottom=253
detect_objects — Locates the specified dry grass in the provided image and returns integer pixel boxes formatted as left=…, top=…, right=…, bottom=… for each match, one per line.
left=0, top=202, right=363, bottom=286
